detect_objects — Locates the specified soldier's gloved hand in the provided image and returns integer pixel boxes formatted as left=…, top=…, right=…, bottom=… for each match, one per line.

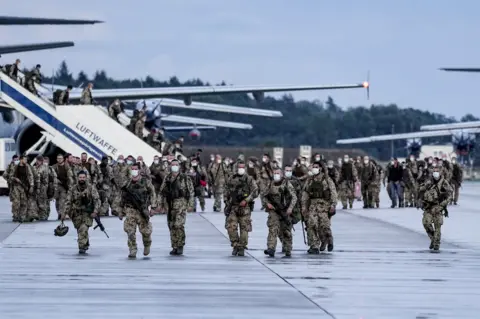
left=239, top=200, right=247, bottom=207
left=91, top=212, right=97, bottom=218
left=187, top=207, right=194, bottom=212
left=266, top=203, right=274, bottom=210
left=118, top=215, right=123, bottom=221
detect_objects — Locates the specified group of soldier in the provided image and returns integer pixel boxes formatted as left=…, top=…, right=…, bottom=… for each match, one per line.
left=1, top=149, right=462, bottom=258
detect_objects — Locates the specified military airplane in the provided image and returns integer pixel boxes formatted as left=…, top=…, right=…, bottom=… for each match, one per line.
left=0, top=16, right=102, bottom=55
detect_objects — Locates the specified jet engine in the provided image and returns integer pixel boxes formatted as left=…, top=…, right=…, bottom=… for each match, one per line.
left=14, top=119, right=60, bottom=159
left=453, top=132, right=475, bottom=156
left=406, top=138, right=422, bottom=158
left=189, top=128, right=201, bottom=139
left=183, top=96, right=192, bottom=106
left=0, top=108, right=15, bottom=124
left=252, top=91, right=264, bottom=103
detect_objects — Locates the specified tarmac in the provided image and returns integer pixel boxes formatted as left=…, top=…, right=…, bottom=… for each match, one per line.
left=0, top=183, right=479, bottom=319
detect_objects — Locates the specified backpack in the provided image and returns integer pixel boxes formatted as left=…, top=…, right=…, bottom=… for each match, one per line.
left=53, top=89, right=63, bottom=104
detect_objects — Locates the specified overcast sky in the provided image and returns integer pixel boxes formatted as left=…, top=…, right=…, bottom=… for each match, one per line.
left=2, top=0, right=480, bottom=119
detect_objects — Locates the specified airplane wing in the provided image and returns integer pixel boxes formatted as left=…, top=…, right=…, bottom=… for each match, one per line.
left=160, top=114, right=253, bottom=129
left=337, top=129, right=480, bottom=144
left=439, top=68, right=480, bottom=73
left=0, top=16, right=103, bottom=25
left=421, top=122, right=480, bottom=131
left=67, top=81, right=369, bottom=101
left=163, top=126, right=216, bottom=131
left=0, top=42, right=74, bottom=55
left=124, top=98, right=282, bottom=117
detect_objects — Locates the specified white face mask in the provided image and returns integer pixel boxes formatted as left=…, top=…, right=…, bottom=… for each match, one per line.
left=127, top=160, right=133, bottom=165
left=238, top=168, right=245, bottom=175
left=285, top=171, right=292, bottom=178
left=262, top=158, right=268, bottom=163
left=273, top=174, right=281, bottom=181
left=432, top=163, right=437, bottom=167
left=217, top=159, right=221, bottom=164
left=14, top=160, right=19, bottom=165
left=315, top=157, right=320, bottom=161
left=153, top=159, right=159, bottom=164
left=452, top=160, right=456, bottom=164
left=300, top=161, right=305, bottom=165
left=171, top=165, right=179, bottom=173
left=210, top=157, right=215, bottom=161
left=312, top=168, right=319, bottom=175
left=410, top=157, right=414, bottom=161
left=327, top=164, right=333, bottom=168
left=428, top=159, right=433, bottom=164
left=364, top=160, right=369, bottom=165
left=391, top=161, right=394, bottom=165
left=308, top=171, right=313, bottom=176
left=192, top=162, right=198, bottom=167
left=130, top=170, right=139, bottom=177
left=293, top=160, right=297, bottom=166
left=438, top=162, right=443, bottom=166
left=118, top=159, right=124, bottom=164
left=44, top=162, right=49, bottom=166
left=432, top=172, right=440, bottom=179
left=248, top=163, right=254, bottom=168
left=344, top=158, right=349, bottom=163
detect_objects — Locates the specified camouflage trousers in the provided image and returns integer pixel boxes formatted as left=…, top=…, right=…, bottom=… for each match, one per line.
left=11, top=185, right=28, bottom=222
left=36, top=188, right=49, bottom=221
left=258, top=178, right=270, bottom=207
left=213, top=183, right=224, bottom=210
left=225, top=205, right=252, bottom=249
left=167, top=199, right=187, bottom=249
left=452, top=183, right=460, bottom=203
left=110, top=185, right=122, bottom=216
left=403, top=185, right=417, bottom=206
left=266, top=210, right=292, bottom=252
left=27, top=192, right=38, bottom=221
left=361, top=182, right=375, bottom=207
left=422, top=209, right=444, bottom=248
left=99, top=186, right=112, bottom=216
left=339, top=180, right=355, bottom=208
left=123, top=207, right=152, bottom=254
left=306, top=201, right=333, bottom=249
left=194, top=195, right=205, bottom=212
left=371, top=183, right=381, bottom=207
left=72, top=213, right=93, bottom=250
left=55, top=185, right=68, bottom=218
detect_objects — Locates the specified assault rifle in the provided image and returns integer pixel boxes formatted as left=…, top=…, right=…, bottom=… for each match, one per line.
left=265, top=193, right=291, bottom=226
left=93, top=215, right=109, bottom=238
left=122, top=186, right=150, bottom=221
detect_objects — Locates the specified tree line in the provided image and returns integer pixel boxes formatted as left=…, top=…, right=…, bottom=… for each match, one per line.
left=44, top=61, right=479, bottom=161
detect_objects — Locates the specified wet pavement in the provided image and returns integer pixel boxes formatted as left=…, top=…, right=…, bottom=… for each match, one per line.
left=0, top=184, right=479, bottom=318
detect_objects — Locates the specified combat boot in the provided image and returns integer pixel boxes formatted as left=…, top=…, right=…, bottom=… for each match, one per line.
left=143, top=246, right=150, bottom=256
left=281, top=247, right=286, bottom=253
left=265, top=248, right=275, bottom=257
left=433, top=246, right=440, bottom=251
left=284, top=251, right=291, bottom=258
left=237, top=248, right=245, bottom=256
left=349, top=202, right=353, bottom=209
left=232, top=247, right=238, bottom=256
left=429, top=241, right=434, bottom=250
left=342, top=205, right=347, bottom=209
left=327, top=243, right=334, bottom=252
left=307, top=247, right=315, bottom=254
left=79, top=249, right=86, bottom=254
left=319, top=242, right=327, bottom=252
left=128, top=251, right=136, bottom=259
left=176, top=246, right=184, bottom=255
left=169, top=248, right=177, bottom=255
left=375, top=202, right=379, bottom=208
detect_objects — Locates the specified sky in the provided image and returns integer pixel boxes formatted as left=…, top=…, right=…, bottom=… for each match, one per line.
left=2, top=0, right=480, bottom=119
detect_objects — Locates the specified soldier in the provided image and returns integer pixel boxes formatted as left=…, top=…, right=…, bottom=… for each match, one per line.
left=108, top=99, right=122, bottom=122
left=386, top=158, right=404, bottom=208
left=187, top=158, right=207, bottom=212
left=326, top=160, right=340, bottom=190
left=62, top=171, right=101, bottom=254
left=263, top=168, right=297, bottom=257
left=354, top=156, right=364, bottom=201
left=26, top=159, right=39, bottom=221
left=370, top=160, right=383, bottom=208
left=150, top=155, right=167, bottom=212
left=301, top=162, right=337, bottom=253
left=259, top=154, right=274, bottom=208
left=55, top=85, right=72, bottom=105
left=10, top=155, right=34, bottom=222
left=119, top=163, right=156, bottom=258
left=52, top=153, right=74, bottom=220
left=2, top=154, right=19, bottom=202
left=159, top=160, right=194, bottom=255
left=293, top=157, right=309, bottom=182
left=419, top=166, right=453, bottom=251
left=224, top=161, right=258, bottom=256
left=112, top=155, right=128, bottom=215
left=450, top=157, right=463, bottom=205
left=360, top=156, right=378, bottom=209
left=136, top=156, right=151, bottom=179
left=209, top=154, right=228, bottom=212
left=283, top=164, right=303, bottom=246
left=4, top=58, right=21, bottom=81
left=24, top=64, right=42, bottom=95
left=97, top=156, right=114, bottom=216
left=134, top=112, right=147, bottom=139
left=43, top=157, right=57, bottom=217
left=80, top=82, right=94, bottom=104
left=338, top=154, right=357, bottom=209
left=401, top=161, right=416, bottom=207
left=34, top=155, right=50, bottom=221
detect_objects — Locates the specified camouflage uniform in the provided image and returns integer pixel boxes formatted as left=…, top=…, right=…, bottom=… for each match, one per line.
left=224, top=173, right=258, bottom=256
left=187, top=164, right=207, bottom=212
left=46, top=164, right=58, bottom=217
left=259, top=163, right=273, bottom=207
left=121, top=177, right=156, bottom=257
left=450, top=163, right=463, bottom=204
left=10, top=164, right=34, bottom=222
left=209, top=161, right=229, bottom=211
left=360, top=162, right=378, bottom=208
left=35, top=163, right=50, bottom=220
left=149, top=161, right=167, bottom=212
left=98, top=162, right=114, bottom=216
left=370, top=161, right=382, bottom=208
left=108, top=100, right=122, bottom=122
left=112, top=162, right=129, bottom=215
left=3, top=161, right=17, bottom=203
left=402, top=166, right=416, bottom=207
left=52, top=163, right=74, bottom=219
left=263, top=178, right=297, bottom=256
left=80, top=87, right=93, bottom=104
left=338, top=161, right=358, bottom=209
left=302, top=172, right=337, bottom=252
left=419, top=177, right=453, bottom=250
left=64, top=181, right=101, bottom=252
left=26, top=164, right=39, bottom=220
left=159, top=172, right=194, bottom=254
left=134, top=114, right=146, bottom=139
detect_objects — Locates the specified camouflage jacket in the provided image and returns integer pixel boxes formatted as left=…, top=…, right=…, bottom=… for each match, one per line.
left=263, top=178, right=298, bottom=212
left=64, top=182, right=101, bottom=214
left=301, top=172, right=338, bottom=208
left=224, top=173, right=259, bottom=205
left=158, top=172, right=194, bottom=209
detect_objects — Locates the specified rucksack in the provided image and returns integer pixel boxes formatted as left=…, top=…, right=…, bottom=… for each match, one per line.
left=53, top=89, right=63, bottom=104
